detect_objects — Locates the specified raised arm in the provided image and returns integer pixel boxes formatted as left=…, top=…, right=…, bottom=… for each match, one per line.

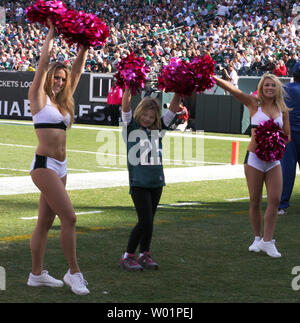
left=213, top=75, right=257, bottom=112
left=168, top=93, right=182, bottom=114
left=28, top=19, right=55, bottom=112
left=70, top=45, right=88, bottom=94
left=122, top=87, right=131, bottom=113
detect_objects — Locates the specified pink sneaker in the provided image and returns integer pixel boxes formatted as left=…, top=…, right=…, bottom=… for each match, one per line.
left=120, top=254, right=143, bottom=271
left=138, top=252, right=159, bottom=270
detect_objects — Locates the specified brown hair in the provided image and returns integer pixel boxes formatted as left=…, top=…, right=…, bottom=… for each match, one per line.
left=133, top=97, right=162, bottom=129
left=44, top=62, right=74, bottom=126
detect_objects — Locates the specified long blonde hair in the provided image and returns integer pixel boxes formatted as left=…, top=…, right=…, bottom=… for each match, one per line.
left=44, top=62, right=74, bottom=126
left=256, top=73, right=289, bottom=113
left=133, top=96, right=162, bottom=130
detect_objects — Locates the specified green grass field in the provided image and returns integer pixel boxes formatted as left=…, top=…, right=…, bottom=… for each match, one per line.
left=0, top=120, right=300, bottom=304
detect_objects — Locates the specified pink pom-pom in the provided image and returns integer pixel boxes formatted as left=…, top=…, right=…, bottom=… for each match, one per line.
left=82, top=13, right=109, bottom=47
left=157, top=57, right=195, bottom=96
left=56, top=10, right=109, bottom=47
left=255, top=119, right=288, bottom=162
left=115, top=52, right=150, bottom=95
left=26, top=1, right=109, bottom=48
left=157, top=55, right=215, bottom=96
left=26, top=0, right=68, bottom=27
left=190, top=55, right=215, bottom=93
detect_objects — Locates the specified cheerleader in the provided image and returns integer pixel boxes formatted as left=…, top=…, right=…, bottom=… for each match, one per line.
left=27, top=20, right=89, bottom=295
left=213, top=73, right=290, bottom=257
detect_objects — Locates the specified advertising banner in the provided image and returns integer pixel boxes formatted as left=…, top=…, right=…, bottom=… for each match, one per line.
left=0, top=72, right=114, bottom=125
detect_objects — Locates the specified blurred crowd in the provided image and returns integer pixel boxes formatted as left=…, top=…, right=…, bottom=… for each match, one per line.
left=0, top=0, right=300, bottom=78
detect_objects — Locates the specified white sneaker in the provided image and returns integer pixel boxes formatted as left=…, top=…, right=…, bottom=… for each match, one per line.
left=63, top=269, right=90, bottom=295
left=257, top=239, right=281, bottom=258
left=248, top=236, right=261, bottom=252
left=27, top=270, right=64, bottom=287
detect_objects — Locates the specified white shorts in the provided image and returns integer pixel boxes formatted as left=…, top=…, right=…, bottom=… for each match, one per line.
left=30, top=154, right=67, bottom=178
left=244, top=151, right=280, bottom=173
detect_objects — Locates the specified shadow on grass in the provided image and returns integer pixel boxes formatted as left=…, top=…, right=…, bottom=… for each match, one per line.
left=1, top=196, right=300, bottom=303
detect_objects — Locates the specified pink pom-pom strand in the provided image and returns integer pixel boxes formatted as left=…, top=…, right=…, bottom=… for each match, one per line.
left=26, top=0, right=109, bottom=48
left=190, top=55, right=215, bottom=93
left=115, top=52, right=150, bottom=95
left=157, top=57, right=195, bottom=97
left=26, top=0, right=68, bottom=27
left=157, top=55, right=215, bottom=96
left=56, top=10, right=109, bottom=47
left=255, top=119, right=288, bottom=162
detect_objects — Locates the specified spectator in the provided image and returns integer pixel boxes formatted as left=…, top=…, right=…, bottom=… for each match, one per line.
left=100, top=59, right=112, bottom=73
left=264, top=56, right=276, bottom=73
left=250, top=55, right=264, bottom=75
left=0, top=0, right=299, bottom=77
left=286, top=53, right=298, bottom=76
left=273, top=59, right=287, bottom=76
left=84, top=63, right=92, bottom=72
left=227, top=63, right=239, bottom=88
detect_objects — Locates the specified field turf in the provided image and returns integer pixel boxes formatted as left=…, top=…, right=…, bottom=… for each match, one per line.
left=0, top=121, right=300, bottom=304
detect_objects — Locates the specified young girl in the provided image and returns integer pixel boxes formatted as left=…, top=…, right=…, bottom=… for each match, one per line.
left=213, top=73, right=290, bottom=258
left=27, top=20, right=89, bottom=295
left=120, top=88, right=181, bottom=270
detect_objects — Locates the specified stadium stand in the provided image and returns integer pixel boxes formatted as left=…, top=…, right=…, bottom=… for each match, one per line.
left=0, top=0, right=299, bottom=77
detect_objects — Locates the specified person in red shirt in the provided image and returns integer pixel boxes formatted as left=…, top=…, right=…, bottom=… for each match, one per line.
left=107, top=83, right=123, bottom=126
left=273, top=59, right=287, bottom=77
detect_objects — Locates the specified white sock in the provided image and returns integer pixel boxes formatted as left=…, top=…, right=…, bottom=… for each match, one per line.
left=261, top=238, right=271, bottom=243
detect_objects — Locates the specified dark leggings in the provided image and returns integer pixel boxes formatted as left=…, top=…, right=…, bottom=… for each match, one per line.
left=127, top=186, right=163, bottom=254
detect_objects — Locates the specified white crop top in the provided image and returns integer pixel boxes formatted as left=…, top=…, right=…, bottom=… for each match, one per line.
left=32, top=96, right=71, bottom=130
left=251, top=106, right=283, bottom=128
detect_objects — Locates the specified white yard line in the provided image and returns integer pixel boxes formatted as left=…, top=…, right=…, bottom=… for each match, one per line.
left=0, top=120, right=251, bottom=196
left=75, top=211, right=104, bottom=215
left=0, top=167, right=28, bottom=172
left=0, top=141, right=225, bottom=169
left=224, top=197, right=250, bottom=202
left=20, top=210, right=104, bottom=220
left=0, top=119, right=250, bottom=142
left=0, top=142, right=35, bottom=149
left=68, top=168, right=91, bottom=172
left=158, top=202, right=202, bottom=208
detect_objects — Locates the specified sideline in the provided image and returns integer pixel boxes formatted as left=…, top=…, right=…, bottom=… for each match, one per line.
left=0, top=164, right=245, bottom=196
